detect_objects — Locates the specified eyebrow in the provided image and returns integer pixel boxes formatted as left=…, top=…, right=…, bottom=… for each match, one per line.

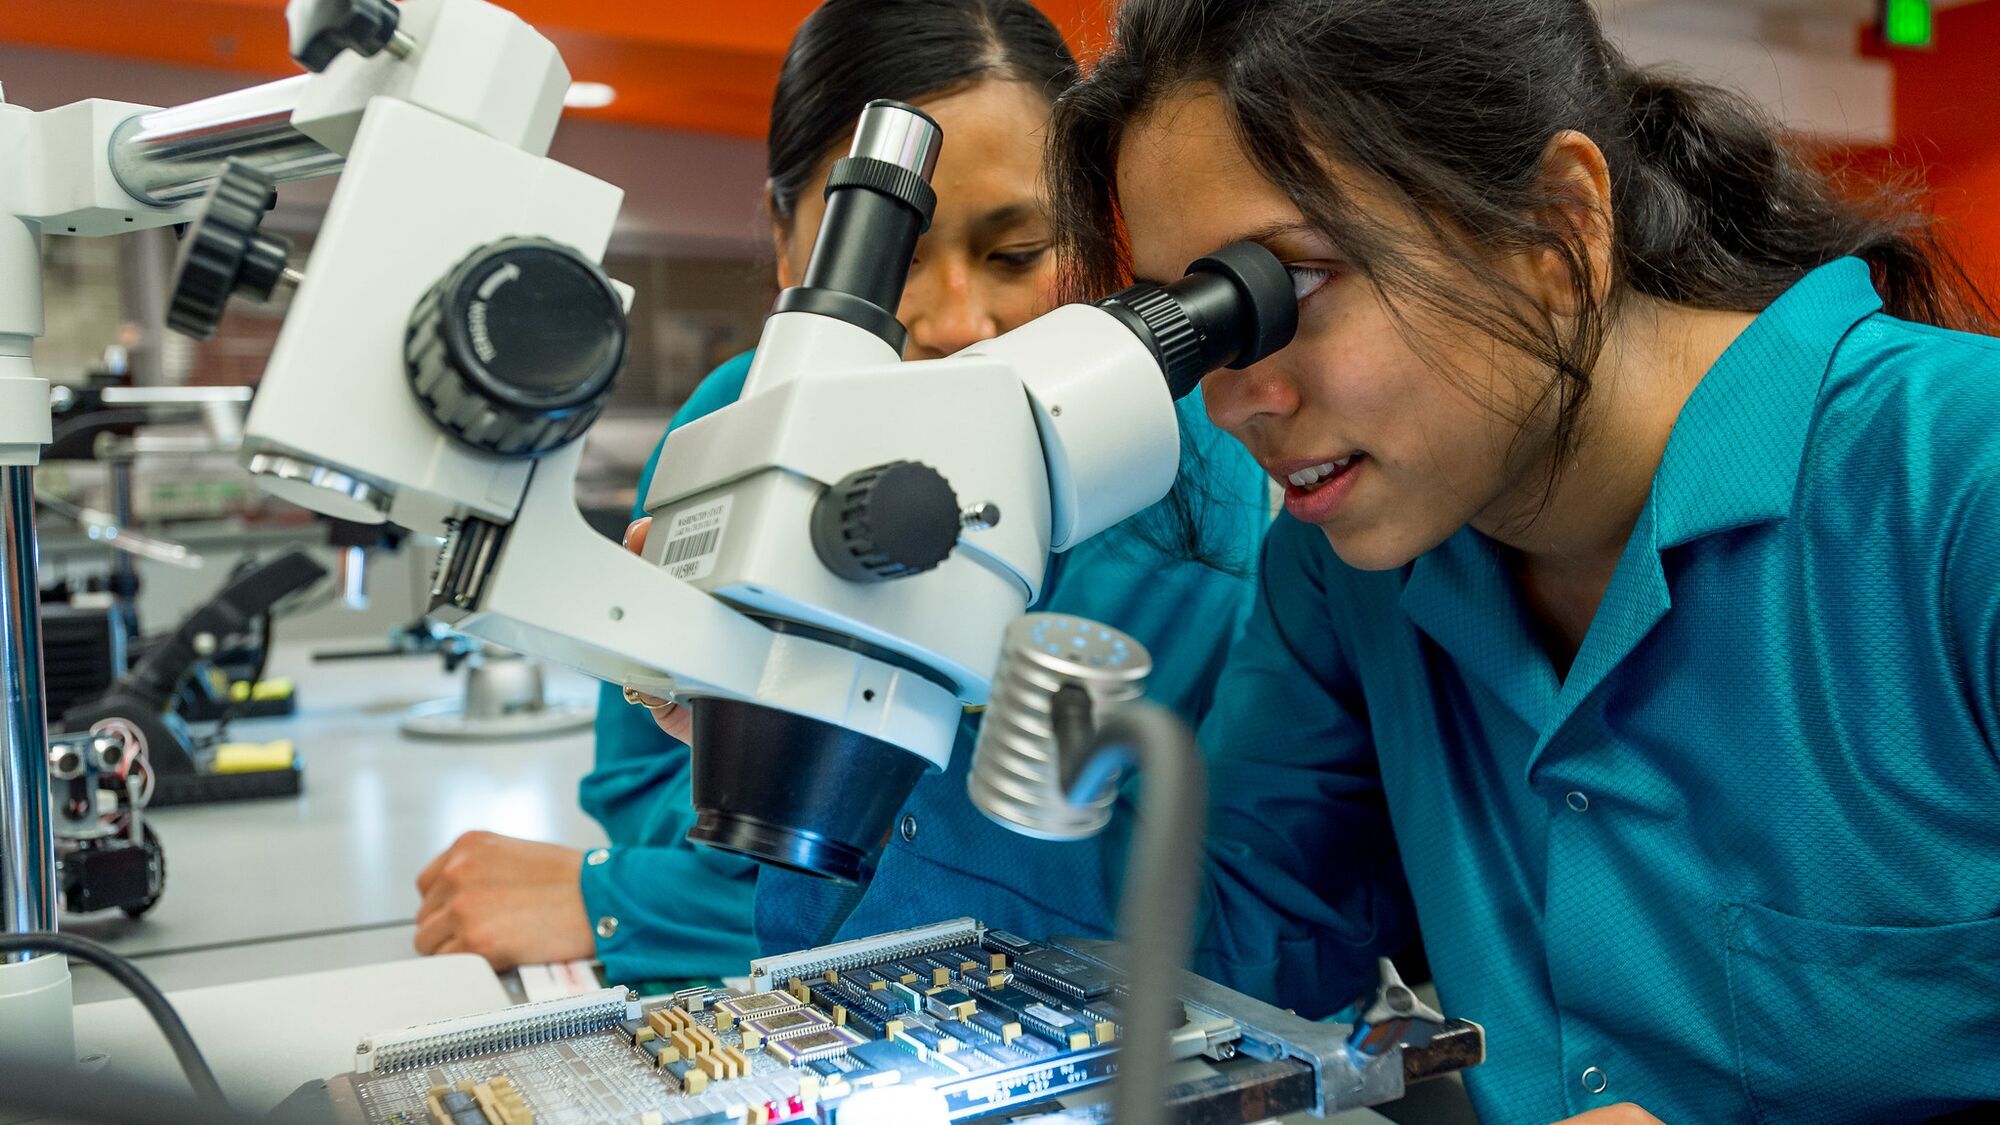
left=1131, top=219, right=1322, bottom=285
left=970, top=202, right=1045, bottom=239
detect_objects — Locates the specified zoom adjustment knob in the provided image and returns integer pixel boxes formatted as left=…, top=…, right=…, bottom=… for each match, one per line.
left=167, top=160, right=295, bottom=342
left=288, top=0, right=410, bottom=72
left=810, top=461, right=961, bottom=582
left=404, top=237, right=628, bottom=458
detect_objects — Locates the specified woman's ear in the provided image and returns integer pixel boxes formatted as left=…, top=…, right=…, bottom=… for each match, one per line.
left=769, top=186, right=804, bottom=289
left=1527, top=129, right=1616, bottom=316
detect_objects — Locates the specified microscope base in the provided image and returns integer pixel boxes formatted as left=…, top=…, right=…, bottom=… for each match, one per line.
left=0, top=951, right=75, bottom=1069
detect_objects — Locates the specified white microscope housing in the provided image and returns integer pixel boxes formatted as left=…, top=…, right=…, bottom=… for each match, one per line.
left=167, top=0, right=1298, bottom=881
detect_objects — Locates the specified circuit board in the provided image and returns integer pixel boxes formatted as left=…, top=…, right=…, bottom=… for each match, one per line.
left=320, top=918, right=1485, bottom=1125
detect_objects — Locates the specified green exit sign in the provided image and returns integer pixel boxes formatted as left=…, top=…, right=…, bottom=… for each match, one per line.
left=1884, top=0, right=1934, bottom=48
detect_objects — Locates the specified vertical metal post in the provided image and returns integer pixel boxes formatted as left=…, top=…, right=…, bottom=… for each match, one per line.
left=0, top=462, right=57, bottom=957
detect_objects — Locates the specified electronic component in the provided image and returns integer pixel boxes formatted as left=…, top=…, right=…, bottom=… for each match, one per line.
left=803, top=983, right=850, bottom=1026
left=968, top=1011, right=1022, bottom=1045
left=926, top=988, right=978, bottom=1022
left=841, top=1005, right=889, bottom=1041
left=750, top=919, right=983, bottom=990
left=886, top=980, right=925, bottom=1015
left=973, top=984, right=1049, bottom=1024
left=355, top=988, right=639, bottom=1074
left=1012, top=948, right=1117, bottom=1001
left=424, top=1078, right=532, bottom=1125
left=844, top=1039, right=912, bottom=1083
left=716, top=988, right=800, bottom=1016
left=715, top=991, right=802, bottom=1022
left=985, top=931, right=1039, bottom=958
left=895, top=1024, right=956, bottom=1059
left=321, top=921, right=1482, bottom=1123
left=1079, top=1002, right=1122, bottom=1045
left=767, top=1026, right=866, bottom=1066
left=743, top=1007, right=835, bottom=1042
left=662, top=1058, right=707, bottom=1096
left=1020, top=1003, right=1091, bottom=1050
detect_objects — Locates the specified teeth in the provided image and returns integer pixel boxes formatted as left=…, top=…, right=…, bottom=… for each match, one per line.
left=1286, top=456, right=1354, bottom=489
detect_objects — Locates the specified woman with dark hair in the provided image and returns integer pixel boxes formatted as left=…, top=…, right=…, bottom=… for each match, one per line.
left=411, top=0, right=1267, bottom=986
left=1043, top=1, right=2000, bottom=1122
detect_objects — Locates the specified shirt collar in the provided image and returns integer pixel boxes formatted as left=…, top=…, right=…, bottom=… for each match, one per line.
left=1650, top=256, right=1882, bottom=549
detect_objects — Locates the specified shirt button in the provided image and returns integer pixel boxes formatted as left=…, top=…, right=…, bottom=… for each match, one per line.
left=1565, top=791, right=1590, bottom=813
left=1581, top=1066, right=1608, bottom=1094
left=899, top=815, right=919, bottom=843
left=595, top=916, right=619, bottom=939
left=586, top=848, right=610, bottom=866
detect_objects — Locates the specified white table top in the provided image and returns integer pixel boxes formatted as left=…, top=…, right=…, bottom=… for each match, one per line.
left=65, top=640, right=607, bottom=991
left=70, top=954, right=509, bottom=1112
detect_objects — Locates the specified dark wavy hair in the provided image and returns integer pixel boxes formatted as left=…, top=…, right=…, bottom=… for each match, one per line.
left=767, top=0, right=1077, bottom=228
left=1051, top=0, right=1993, bottom=497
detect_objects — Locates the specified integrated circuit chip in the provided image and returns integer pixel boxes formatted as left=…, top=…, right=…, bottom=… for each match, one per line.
left=766, top=1026, right=866, bottom=1065
left=712, top=991, right=801, bottom=1022
left=1013, top=948, right=1116, bottom=1000
left=743, top=1007, right=835, bottom=1041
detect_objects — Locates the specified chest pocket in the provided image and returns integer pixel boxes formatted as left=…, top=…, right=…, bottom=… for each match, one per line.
left=1722, top=902, right=2000, bottom=1124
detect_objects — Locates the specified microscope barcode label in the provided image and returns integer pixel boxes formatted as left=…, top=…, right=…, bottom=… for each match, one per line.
left=661, top=496, right=732, bottom=581
left=665, top=530, right=716, bottom=564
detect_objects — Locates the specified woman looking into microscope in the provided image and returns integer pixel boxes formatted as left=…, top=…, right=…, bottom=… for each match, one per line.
left=412, top=0, right=1268, bottom=988
left=1027, top=0, right=2000, bottom=1122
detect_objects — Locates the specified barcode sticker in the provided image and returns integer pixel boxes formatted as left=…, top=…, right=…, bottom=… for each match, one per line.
left=660, top=496, right=732, bottom=581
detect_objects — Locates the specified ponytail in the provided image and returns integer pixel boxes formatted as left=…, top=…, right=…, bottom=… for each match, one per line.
left=1612, top=64, right=1991, bottom=330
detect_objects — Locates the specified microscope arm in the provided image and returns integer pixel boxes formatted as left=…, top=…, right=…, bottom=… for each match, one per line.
left=429, top=440, right=969, bottom=771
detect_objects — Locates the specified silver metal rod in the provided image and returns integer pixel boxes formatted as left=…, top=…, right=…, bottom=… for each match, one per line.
left=98, top=386, right=253, bottom=406
left=1, top=464, right=58, bottom=954
left=108, top=75, right=343, bottom=205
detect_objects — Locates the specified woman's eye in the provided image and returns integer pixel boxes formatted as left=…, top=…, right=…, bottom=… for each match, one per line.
left=1287, top=265, right=1332, bottom=302
left=990, top=245, right=1050, bottom=270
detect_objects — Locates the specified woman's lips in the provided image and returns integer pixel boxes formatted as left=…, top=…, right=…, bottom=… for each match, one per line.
left=1279, top=453, right=1365, bottom=522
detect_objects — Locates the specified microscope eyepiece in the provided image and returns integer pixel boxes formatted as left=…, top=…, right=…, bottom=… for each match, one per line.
left=769, top=100, right=944, bottom=354
left=1097, top=240, right=1300, bottom=400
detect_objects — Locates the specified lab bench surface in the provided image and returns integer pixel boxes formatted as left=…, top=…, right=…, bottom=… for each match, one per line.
left=63, top=640, right=607, bottom=989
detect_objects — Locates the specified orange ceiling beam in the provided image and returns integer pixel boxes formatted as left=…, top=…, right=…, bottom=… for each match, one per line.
left=0, top=0, right=1118, bottom=137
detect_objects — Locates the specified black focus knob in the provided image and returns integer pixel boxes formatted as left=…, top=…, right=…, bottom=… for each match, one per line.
left=167, top=160, right=293, bottom=342
left=290, top=0, right=403, bottom=73
left=405, top=237, right=628, bottom=458
left=811, top=461, right=962, bottom=582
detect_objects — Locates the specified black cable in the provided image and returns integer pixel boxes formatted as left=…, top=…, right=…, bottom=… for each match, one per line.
left=0, top=931, right=224, bottom=1104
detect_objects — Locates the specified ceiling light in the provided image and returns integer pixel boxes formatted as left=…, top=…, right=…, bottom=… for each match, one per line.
left=564, top=82, right=617, bottom=109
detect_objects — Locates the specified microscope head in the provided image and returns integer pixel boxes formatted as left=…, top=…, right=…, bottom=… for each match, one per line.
left=653, top=100, right=1300, bottom=880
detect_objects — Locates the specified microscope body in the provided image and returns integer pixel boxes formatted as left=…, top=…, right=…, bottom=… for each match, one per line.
left=155, top=0, right=1294, bottom=882
left=645, top=307, right=1180, bottom=705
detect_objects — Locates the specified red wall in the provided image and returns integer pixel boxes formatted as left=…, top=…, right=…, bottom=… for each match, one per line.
left=1866, top=0, right=2000, bottom=295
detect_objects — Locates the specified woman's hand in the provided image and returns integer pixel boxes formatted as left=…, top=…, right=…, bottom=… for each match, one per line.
left=414, top=831, right=594, bottom=970
left=1551, top=1105, right=1666, bottom=1125
left=621, top=517, right=694, bottom=743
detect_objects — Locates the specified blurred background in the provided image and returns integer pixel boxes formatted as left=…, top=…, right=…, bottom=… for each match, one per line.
left=5, top=0, right=1996, bottom=645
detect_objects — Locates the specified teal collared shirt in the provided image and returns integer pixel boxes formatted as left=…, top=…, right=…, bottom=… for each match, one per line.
left=1196, top=259, right=2000, bottom=1123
